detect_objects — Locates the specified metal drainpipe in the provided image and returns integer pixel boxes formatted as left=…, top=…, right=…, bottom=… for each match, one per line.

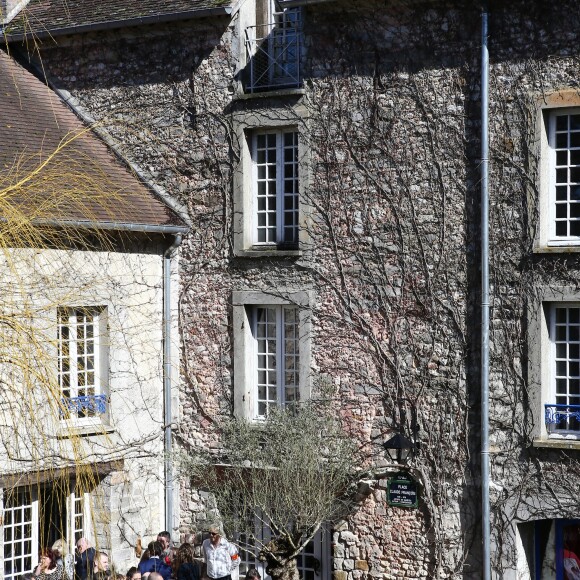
left=164, top=234, right=183, bottom=535
left=480, top=6, right=491, bottom=580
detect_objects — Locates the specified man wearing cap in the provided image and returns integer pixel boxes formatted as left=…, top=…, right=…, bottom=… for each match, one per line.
left=201, top=524, right=240, bottom=580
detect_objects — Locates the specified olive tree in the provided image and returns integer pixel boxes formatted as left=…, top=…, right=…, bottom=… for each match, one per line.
left=182, top=402, right=361, bottom=580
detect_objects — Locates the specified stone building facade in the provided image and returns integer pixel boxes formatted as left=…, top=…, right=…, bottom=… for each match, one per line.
left=5, top=0, right=580, bottom=578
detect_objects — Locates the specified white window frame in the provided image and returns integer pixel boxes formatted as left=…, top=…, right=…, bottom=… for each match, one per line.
left=547, top=109, right=580, bottom=245
left=252, top=130, right=299, bottom=247
left=1, top=489, right=38, bottom=580
left=58, top=306, right=109, bottom=426
left=528, top=291, right=580, bottom=443
left=67, top=491, right=92, bottom=555
left=232, top=291, right=313, bottom=420
left=252, top=305, right=299, bottom=418
left=547, top=303, right=580, bottom=435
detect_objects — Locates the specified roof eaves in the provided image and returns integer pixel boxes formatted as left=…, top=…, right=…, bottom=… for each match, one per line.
left=30, top=218, right=190, bottom=235
left=3, top=5, right=231, bottom=42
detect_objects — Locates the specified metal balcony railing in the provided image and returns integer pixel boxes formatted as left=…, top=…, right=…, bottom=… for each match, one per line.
left=244, top=11, right=302, bottom=93
left=545, top=403, right=580, bottom=433
left=60, top=394, right=107, bottom=418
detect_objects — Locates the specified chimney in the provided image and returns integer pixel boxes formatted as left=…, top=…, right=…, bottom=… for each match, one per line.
left=0, top=0, right=30, bottom=24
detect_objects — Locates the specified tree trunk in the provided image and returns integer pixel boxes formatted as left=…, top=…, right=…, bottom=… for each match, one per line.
left=265, top=557, right=300, bottom=580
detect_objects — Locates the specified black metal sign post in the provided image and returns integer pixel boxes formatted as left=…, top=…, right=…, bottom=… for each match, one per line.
left=387, top=473, right=419, bottom=508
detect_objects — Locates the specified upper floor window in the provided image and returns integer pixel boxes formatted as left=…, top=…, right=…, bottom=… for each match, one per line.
left=550, top=110, right=580, bottom=241
left=244, top=6, right=302, bottom=92
left=57, top=306, right=108, bottom=423
left=545, top=304, right=580, bottom=434
left=253, top=130, right=299, bottom=247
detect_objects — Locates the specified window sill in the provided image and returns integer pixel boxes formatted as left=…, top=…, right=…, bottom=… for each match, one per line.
left=57, top=421, right=115, bottom=439
left=533, top=436, right=580, bottom=449
left=234, top=88, right=306, bottom=101
left=534, top=241, right=580, bottom=253
left=235, top=247, right=302, bottom=258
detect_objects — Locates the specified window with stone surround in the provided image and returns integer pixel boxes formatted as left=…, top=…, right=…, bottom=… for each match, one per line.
left=233, top=117, right=308, bottom=257
left=537, top=102, right=580, bottom=250
left=546, top=304, right=580, bottom=434
left=529, top=292, right=580, bottom=442
left=232, top=290, right=312, bottom=420
left=57, top=306, right=108, bottom=425
left=549, top=110, right=580, bottom=242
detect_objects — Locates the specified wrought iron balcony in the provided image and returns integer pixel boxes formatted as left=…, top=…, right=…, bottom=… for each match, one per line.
left=60, top=394, right=107, bottom=418
left=244, top=12, right=302, bottom=93
left=545, top=403, right=580, bottom=433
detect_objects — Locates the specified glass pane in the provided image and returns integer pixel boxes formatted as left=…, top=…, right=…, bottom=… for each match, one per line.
left=557, top=133, right=568, bottom=148
left=557, top=168, right=568, bottom=183
left=556, top=115, right=568, bottom=131
left=556, top=204, right=567, bottom=218
left=557, top=150, right=568, bottom=166
left=571, top=185, right=580, bottom=200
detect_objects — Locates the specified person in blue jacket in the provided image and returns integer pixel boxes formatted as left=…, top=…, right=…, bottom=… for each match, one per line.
left=138, top=541, right=171, bottom=580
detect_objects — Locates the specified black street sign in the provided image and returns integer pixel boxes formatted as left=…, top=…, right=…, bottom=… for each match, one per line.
left=387, top=473, right=419, bottom=508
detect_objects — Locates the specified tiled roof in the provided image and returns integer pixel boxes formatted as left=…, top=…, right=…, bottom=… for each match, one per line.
left=3, top=0, right=232, bottom=39
left=0, top=50, right=186, bottom=231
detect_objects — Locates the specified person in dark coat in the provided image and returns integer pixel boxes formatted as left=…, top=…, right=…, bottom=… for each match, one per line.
left=172, top=543, right=200, bottom=580
left=75, top=538, right=96, bottom=580
left=137, top=542, right=171, bottom=580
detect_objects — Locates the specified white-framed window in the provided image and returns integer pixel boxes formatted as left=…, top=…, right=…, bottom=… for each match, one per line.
left=57, top=307, right=108, bottom=423
left=253, top=305, right=299, bottom=418
left=232, top=291, right=312, bottom=420
left=1, top=486, right=92, bottom=579
left=1, top=489, right=37, bottom=580
left=546, top=304, right=580, bottom=433
left=252, top=130, right=299, bottom=247
left=549, top=109, right=580, bottom=242
left=67, top=491, right=92, bottom=554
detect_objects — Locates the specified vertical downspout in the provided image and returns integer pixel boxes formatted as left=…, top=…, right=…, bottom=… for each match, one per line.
left=164, top=234, right=183, bottom=534
left=480, top=6, right=491, bottom=580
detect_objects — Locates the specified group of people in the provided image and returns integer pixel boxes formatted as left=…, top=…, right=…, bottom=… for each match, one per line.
left=22, top=526, right=262, bottom=580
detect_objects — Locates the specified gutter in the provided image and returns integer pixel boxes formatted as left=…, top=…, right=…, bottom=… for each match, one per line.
left=480, top=6, right=491, bottom=580
left=3, top=6, right=232, bottom=42
left=29, top=218, right=188, bottom=235
left=163, top=234, right=183, bottom=536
